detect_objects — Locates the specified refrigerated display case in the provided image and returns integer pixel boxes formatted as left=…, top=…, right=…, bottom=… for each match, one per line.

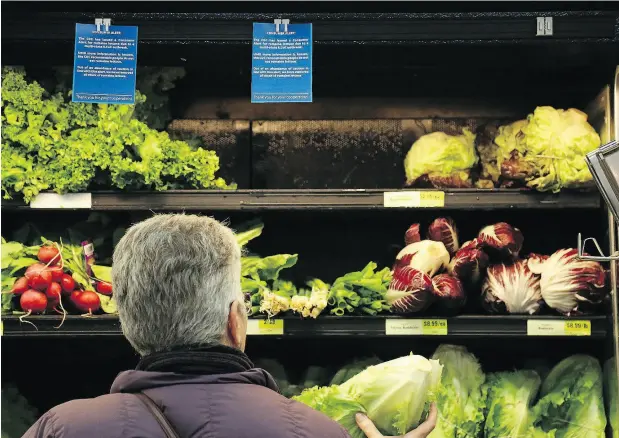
left=2, top=2, right=619, bottom=437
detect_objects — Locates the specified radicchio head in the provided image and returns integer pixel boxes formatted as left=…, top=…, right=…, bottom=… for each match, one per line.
left=427, top=217, right=460, bottom=256
left=386, top=266, right=434, bottom=314
left=405, top=223, right=422, bottom=245
left=431, top=274, right=466, bottom=314
left=448, top=239, right=489, bottom=283
left=478, top=222, right=524, bottom=260
left=481, top=259, right=543, bottom=315
left=394, top=240, right=450, bottom=277
left=528, top=248, right=607, bottom=315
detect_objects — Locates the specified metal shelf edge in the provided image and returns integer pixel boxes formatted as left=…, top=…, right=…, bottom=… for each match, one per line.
left=1, top=190, right=602, bottom=211
left=1, top=315, right=608, bottom=338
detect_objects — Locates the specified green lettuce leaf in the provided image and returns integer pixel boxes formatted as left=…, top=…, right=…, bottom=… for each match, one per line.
left=242, top=254, right=298, bottom=281
left=484, top=370, right=541, bottom=438
left=340, top=354, right=443, bottom=435
left=429, top=344, right=487, bottom=438
left=495, top=107, right=601, bottom=193
left=532, top=355, right=606, bottom=438
left=294, top=385, right=366, bottom=438
left=404, top=129, right=478, bottom=185
left=605, top=358, right=618, bottom=438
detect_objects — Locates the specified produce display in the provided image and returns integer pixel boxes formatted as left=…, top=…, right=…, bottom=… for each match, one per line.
left=263, top=345, right=613, bottom=438
left=388, top=217, right=608, bottom=316
left=1, top=68, right=232, bottom=204
left=405, top=106, right=601, bottom=192
left=2, top=215, right=609, bottom=320
left=2, top=214, right=120, bottom=320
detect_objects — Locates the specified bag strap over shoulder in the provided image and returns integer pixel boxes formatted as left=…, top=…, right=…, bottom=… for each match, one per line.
left=134, top=392, right=181, bottom=438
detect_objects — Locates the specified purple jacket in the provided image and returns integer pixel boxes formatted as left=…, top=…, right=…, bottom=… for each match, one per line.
left=22, top=368, right=350, bottom=438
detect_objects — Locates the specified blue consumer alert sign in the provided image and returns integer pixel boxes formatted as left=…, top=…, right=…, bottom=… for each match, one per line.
left=72, top=22, right=138, bottom=104
left=252, top=22, right=313, bottom=103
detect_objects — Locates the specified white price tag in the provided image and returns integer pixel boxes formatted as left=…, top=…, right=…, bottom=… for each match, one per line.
left=30, top=193, right=92, bottom=209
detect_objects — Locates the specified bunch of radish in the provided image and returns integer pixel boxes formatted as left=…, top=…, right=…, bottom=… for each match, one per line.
left=9, top=244, right=108, bottom=322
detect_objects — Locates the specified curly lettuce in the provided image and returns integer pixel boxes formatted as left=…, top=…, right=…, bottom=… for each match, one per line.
left=404, top=129, right=478, bottom=188
left=495, top=107, right=601, bottom=192
left=1, top=68, right=233, bottom=203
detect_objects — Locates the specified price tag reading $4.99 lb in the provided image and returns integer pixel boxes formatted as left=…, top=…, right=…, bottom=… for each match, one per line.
left=247, top=319, right=284, bottom=336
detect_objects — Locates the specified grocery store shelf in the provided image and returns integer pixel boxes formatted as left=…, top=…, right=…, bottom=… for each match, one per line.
left=0, top=189, right=601, bottom=211
left=3, top=11, right=618, bottom=44
left=1, top=314, right=609, bottom=338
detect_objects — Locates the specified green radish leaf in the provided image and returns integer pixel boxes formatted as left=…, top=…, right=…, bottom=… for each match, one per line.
left=72, top=272, right=93, bottom=291
left=1, top=270, right=16, bottom=291
left=97, top=293, right=117, bottom=314
left=92, top=265, right=112, bottom=283
left=1, top=242, right=24, bottom=268
left=2, top=291, right=13, bottom=312
left=9, top=257, right=38, bottom=275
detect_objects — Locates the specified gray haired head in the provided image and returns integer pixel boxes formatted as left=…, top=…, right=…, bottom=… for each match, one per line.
left=112, top=213, right=243, bottom=356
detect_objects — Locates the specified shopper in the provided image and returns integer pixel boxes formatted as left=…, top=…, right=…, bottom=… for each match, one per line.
left=22, top=214, right=436, bottom=438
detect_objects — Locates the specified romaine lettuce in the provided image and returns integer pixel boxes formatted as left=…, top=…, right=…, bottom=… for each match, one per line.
left=429, top=344, right=487, bottom=438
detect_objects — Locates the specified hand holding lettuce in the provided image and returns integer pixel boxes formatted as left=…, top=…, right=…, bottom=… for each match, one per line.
left=293, top=354, right=443, bottom=438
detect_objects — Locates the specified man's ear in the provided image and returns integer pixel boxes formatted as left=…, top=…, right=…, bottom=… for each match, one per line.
left=227, top=300, right=247, bottom=351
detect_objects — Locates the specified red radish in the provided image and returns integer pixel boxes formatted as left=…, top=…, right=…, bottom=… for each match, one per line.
left=11, top=277, right=29, bottom=295
left=25, top=263, right=46, bottom=276
left=96, top=281, right=113, bottom=296
left=47, top=296, right=60, bottom=311
left=25, top=264, right=52, bottom=291
left=48, top=265, right=64, bottom=282
left=71, top=290, right=100, bottom=315
left=38, top=245, right=60, bottom=265
left=60, top=274, right=75, bottom=293
left=20, top=289, right=47, bottom=314
left=45, top=282, right=62, bottom=300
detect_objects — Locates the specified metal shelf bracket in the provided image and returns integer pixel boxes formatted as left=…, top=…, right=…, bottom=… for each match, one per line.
left=577, top=233, right=619, bottom=261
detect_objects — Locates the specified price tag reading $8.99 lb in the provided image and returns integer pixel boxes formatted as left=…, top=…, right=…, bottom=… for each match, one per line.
left=527, top=320, right=591, bottom=336
left=247, top=319, right=284, bottom=335
left=564, top=320, right=591, bottom=336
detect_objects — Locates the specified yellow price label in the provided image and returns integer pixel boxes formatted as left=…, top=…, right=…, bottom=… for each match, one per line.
left=247, top=319, right=284, bottom=335
left=527, top=320, right=591, bottom=336
left=419, top=191, right=445, bottom=208
left=383, top=191, right=445, bottom=208
left=385, top=319, right=447, bottom=335
left=0, top=321, right=3, bottom=336
left=421, top=319, right=448, bottom=335
left=564, top=320, right=591, bottom=336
